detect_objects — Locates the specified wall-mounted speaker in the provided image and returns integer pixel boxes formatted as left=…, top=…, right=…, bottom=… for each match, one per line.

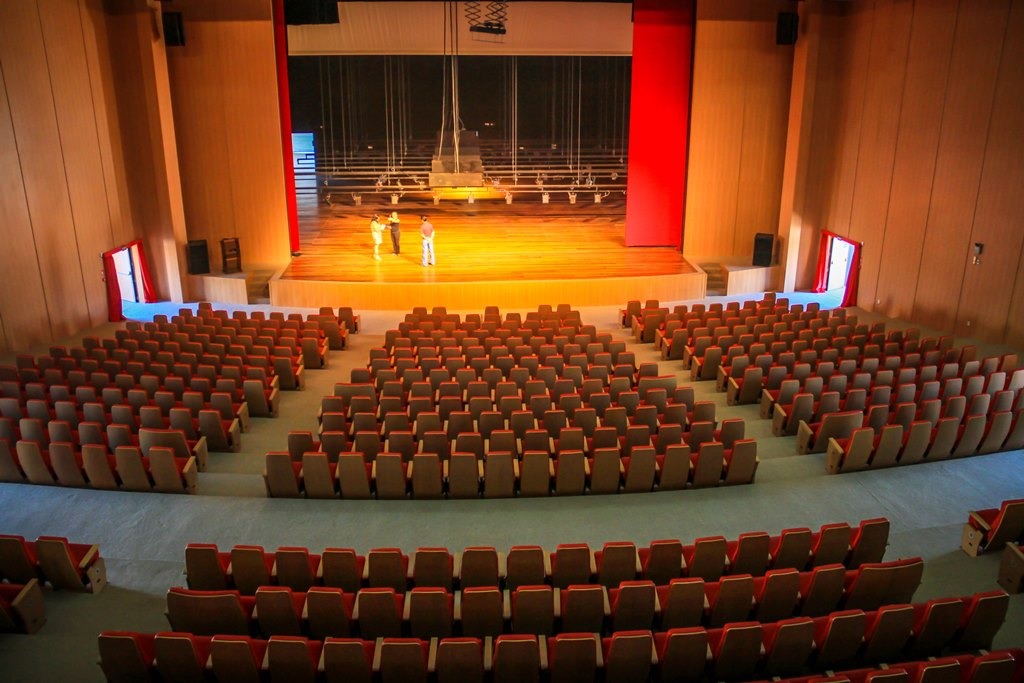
left=163, top=11, right=186, bottom=47
left=753, top=233, right=775, bottom=267
left=186, top=240, right=210, bottom=275
left=776, top=11, right=798, bottom=46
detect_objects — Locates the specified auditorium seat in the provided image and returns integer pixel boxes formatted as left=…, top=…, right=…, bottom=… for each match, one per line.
left=0, top=579, right=45, bottom=634
left=961, top=498, right=1024, bottom=556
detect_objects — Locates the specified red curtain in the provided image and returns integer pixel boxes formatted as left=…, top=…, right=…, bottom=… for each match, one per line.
left=131, top=240, right=157, bottom=303
left=812, top=230, right=834, bottom=293
left=624, top=0, right=696, bottom=247
left=102, top=240, right=157, bottom=322
left=272, top=0, right=301, bottom=254
left=841, top=240, right=862, bottom=308
left=101, top=249, right=123, bottom=323
left=812, top=230, right=862, bottom=307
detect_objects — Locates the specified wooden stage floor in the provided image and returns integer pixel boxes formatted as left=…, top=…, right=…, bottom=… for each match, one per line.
left=271, top=197, right=706, bottom=310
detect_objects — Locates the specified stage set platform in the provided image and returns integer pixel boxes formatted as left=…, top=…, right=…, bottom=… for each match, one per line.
left=269, top=197, right=707, bottom=310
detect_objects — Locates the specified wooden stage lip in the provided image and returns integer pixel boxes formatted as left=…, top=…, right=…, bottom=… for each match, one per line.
left=270, top=270, right=708, bottom=310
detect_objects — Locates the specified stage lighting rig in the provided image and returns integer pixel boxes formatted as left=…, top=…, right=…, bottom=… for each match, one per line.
left=466, top=1, right=508, bottom=36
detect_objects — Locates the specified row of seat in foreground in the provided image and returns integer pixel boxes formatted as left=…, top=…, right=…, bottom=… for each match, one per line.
left=166, top=558, right=979, bottom=642
left=97, top=624, right=1022, bottom=683
left=183, top=520, right=890, bottom=594
left=264, top=441, right=758, bottom=499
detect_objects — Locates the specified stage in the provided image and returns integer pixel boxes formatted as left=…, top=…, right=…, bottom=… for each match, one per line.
left=270, top=197, right=707, bottom=310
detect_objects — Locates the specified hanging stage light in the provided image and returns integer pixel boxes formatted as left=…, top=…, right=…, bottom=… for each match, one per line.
left=466, top=1, right=508, bottom=35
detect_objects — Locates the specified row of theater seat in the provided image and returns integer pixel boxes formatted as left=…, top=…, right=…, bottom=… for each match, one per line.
left=2, top=439, right=197, bottom=494
left=1, top=366, right=271, bottom=422
left=166, top=557, right=942, bottom=642
left=688, top=323, right=934, bottom=381
left=6, top=324, right=291, bottom=394
left=824, top=407, right=1024, bottom=474
left=799, top=390, right=1022, bottom=456
left=1, top=420, right=206, bottom=468
left=766, top=365, right=1019, bottom=441
left=264, top=441, right=758, bottom=499
left=307, top=398, right=720, bottom=460
left=0, top=534, right=107, bottom=593
left=97, top=627, right=1024, bottom=683
left=1, top=387, right=246, bottom=445
left=116, top=322, right=307, bottom=392
left=768, top=649, right=1024, bottom=683
left=159, top=589, right=1008, bottom=681
left=2, top=400, right=239, bottom=457
left=187, top=301, right=357, bottom=345
left=183, top=522, right=890, bottom=594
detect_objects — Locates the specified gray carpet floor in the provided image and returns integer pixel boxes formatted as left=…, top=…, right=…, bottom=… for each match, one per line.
left=1, top=298, right=1022, bottom=682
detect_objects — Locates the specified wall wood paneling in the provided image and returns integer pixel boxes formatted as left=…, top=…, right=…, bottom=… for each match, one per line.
left=165, top=0, right=291, bottom=274
left=684, top=0, right=795, bottom=262
left=796, top=0, right=1024, bottom=346
left=0, top=0, right=148, bottom=351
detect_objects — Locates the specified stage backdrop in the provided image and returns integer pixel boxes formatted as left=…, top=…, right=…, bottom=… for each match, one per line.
left=624, top=0, right=695, bottom=247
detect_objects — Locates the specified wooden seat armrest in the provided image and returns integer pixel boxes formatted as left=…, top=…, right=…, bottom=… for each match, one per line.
left=78, top=545, right=99, bottom=570
left=969, top=511, right=992, bottom=531
left=427, top=638, right=439, bottom=673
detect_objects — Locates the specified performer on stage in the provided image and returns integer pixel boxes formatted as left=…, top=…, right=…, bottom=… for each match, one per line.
left=370, top=214, right=385, bottom=260
left=420, top=215, right=435, bottom=266
left=388, top=211, right=401, bottom=255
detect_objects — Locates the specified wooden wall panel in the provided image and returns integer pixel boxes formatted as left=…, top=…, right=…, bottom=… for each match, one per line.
left=873, top=0, right=958, bottom=319
left=80, top=0, right=135, bottom=248
left=684, top=0, right=794, bottom=261
left=164, top=6, right=236, bottom=253
left=911, top=0, right=1009, bottom=331
left=0, top=70, right=52, bottom=350
left=845, top=0, right=912, bottom=310
left=38, top=0, right=118, bottom=328
left=684, top=2, right=746, bottom=259
left=956, top=0, right=1024, bottom=341
left=102, top=0, right=188, bottom=303
left=166, top=0, right=291, bottom=272
left=802, top=5, right=843, bottom=250
left=734, top=0, right=794, bottom=258
left=822, top=2, right=875, bottom=237
left=219, top=4, right=290, bottom=267
left=0, top=3, right=90, bottom=340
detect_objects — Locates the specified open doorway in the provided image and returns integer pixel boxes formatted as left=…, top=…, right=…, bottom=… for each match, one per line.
left=826, top=237, right=855, bottom=291
left=813, top=231, right=862, bottom=307
left=111, top=247, right=139, bottom=304
left=102, top=240, right=157, bottom=321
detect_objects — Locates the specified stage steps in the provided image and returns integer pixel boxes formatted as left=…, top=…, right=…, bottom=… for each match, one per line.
left=700, top=262, right=726, bottom=296
left=247, top=269, right=275, bottom=305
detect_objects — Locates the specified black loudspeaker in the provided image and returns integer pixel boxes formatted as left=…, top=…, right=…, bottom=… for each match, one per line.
left=186, top=240, right=210, bottom=275
left=753, top=233, right=775, bottom=267
left=163, top=11, right=186, bottom=47
left=776, top=11, right=799, bottom=46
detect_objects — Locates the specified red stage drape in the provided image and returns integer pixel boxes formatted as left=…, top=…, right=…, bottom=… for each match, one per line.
left=812, top=230, right=862, bottom=308
left=624, top=0, right=696, bottom=247
left=273, top=0, right=301, bottom=254
left=812, top=231, right=833, bottom=292
left=102, top=249, right=122, bottom=323
left=102, top=240, right=157, bottom=322
left=132, top=240, right=157, bottom=303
